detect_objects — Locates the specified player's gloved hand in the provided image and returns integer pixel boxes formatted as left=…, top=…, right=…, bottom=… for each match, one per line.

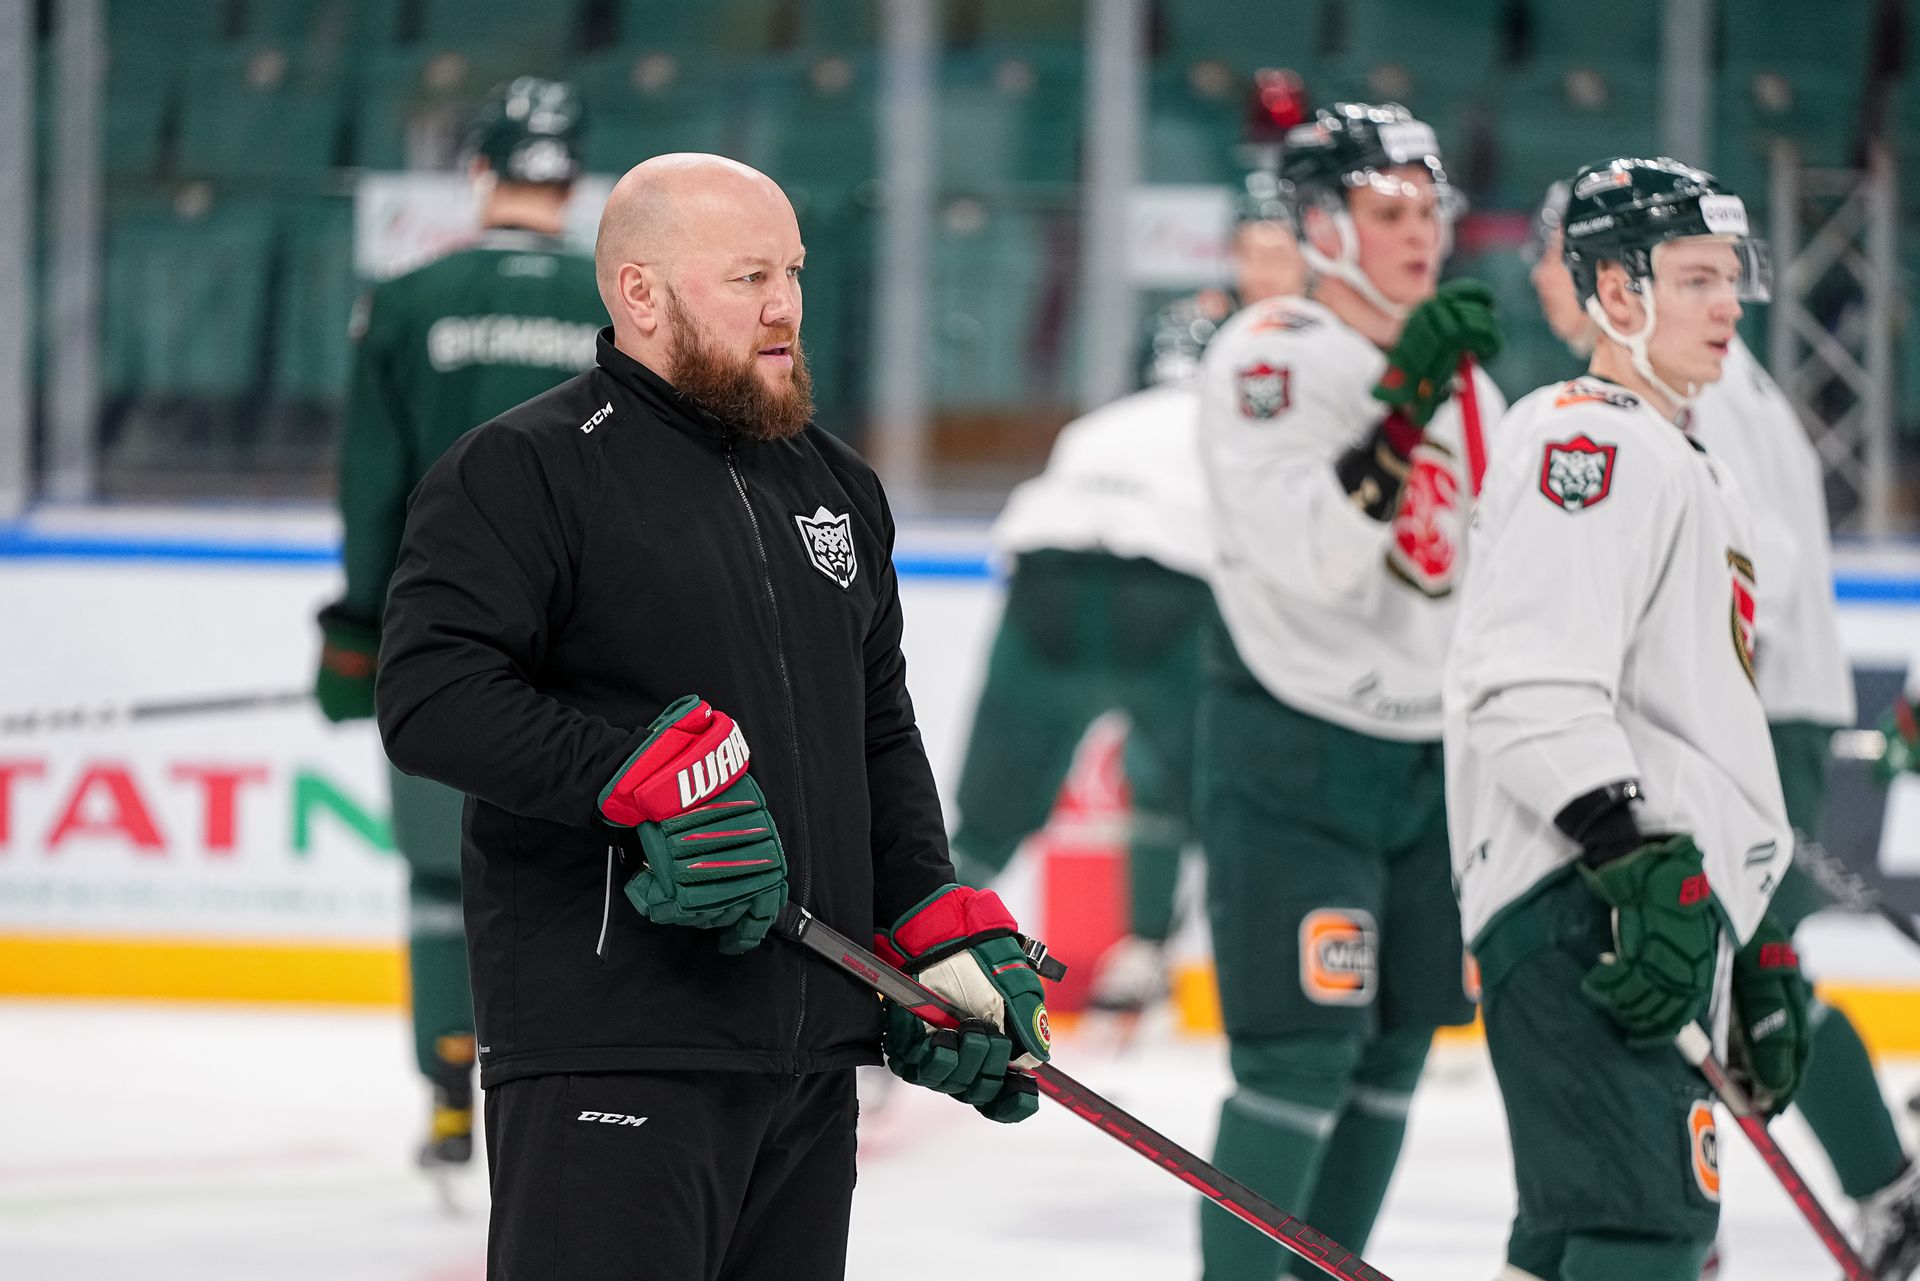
left=605, top=696, right=787, bottom=954
left=1577, top=834, right=1719, bottom=1047
left=1372, top=279, right=1502, bottom=428
left=1728, top=913, right=1811, bottom=1115
left=875, top=885, right=1053, bottom=1070
left=1872, top=695, right=1920, bottom=783
left=880, top=998, right=1038, bottom=1123
left=314, top=603, right=380, bottom=723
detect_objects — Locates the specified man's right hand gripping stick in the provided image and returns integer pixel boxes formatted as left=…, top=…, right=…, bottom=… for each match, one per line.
left=600, top=695, right=788, bottom=954
left=775, top=902, right=1400, bottom=1281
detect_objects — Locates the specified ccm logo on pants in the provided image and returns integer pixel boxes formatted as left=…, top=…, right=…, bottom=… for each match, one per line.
left=1299, top=908, right=1378, bottom=1006
left=576, top=1111, right=650, bottom=1126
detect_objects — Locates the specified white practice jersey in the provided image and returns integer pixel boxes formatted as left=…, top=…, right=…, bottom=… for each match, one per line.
left=992, top=385, right=1212, bottom=581
left=1690, top=339, right=1855, bottom=726
left=1444, top=376, right=1792, bottom=948
left=1199, top=295, right=1507, bottom=741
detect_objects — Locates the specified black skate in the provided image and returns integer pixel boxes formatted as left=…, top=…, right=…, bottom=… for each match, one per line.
left=1858, top=1160, right=1920, bottom=1281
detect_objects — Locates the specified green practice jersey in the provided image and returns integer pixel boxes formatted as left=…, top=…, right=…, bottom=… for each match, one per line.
left=337, top=228, right=605, bottom=620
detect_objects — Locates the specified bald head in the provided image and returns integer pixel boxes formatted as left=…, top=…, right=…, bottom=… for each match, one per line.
left=595, top=154, right=795, bottom=322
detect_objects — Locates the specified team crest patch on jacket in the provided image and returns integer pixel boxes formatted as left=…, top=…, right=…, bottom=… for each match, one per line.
left=794, top=506, right=858, bottom=588
left=1237, top=362, right=1291, bottom=419
left=1539, top=435, right=1617, bottom=511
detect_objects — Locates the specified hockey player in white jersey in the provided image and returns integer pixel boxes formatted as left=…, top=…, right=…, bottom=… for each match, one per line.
left=1447, top=157, right=1809, bottom=1281
left=948, top=318, right=1217, bottom=1012
left=1529, top=180, right=1919, bottom=1281
left=1194, top=102, right=1503, bottom=1280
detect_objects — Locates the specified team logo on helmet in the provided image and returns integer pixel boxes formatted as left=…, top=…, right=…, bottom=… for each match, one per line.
left=1299, top=908, right=1378, bottom=1006
left=1687, top=1099, right=1721, bottom=1201
left=1033, top=1005, right=1052, bottom=1051
left=1387, top=443, right=1461, bottom=597
left=1539, top=435, right=1618, bottom=512
left=1237, top=361, right=1291, bottom=419
left=794, top=506, right=858, bottom=589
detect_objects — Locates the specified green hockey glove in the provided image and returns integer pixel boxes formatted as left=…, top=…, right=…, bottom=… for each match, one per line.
left=1372, top=279, right=1502, bottom=428
left=1577, top=834, right=1719, bottom=1047
left=874, top=884, right=1053, bottom=1070
left=1728, top=913, right=1811, bottom=1115
left=880, top=999, right=1038, bottom=1123
left=314, top=603, right=380, bottom=723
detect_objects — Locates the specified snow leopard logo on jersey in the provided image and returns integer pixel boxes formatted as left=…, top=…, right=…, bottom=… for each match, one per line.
left=1237, top=362, right=1291, bottom=419
left=1539, top=435, right=1617, bottom=511
left=794, top=506, right=858, bottom=589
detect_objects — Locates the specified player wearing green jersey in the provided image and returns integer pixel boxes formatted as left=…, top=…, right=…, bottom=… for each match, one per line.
left=313, top=77, right=605, bottom=1172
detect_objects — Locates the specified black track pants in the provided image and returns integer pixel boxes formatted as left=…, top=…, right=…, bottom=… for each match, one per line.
left=485, top=1068, right=858, bottom=1281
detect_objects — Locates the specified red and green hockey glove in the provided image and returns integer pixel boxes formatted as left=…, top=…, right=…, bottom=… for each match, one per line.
left=314, top=603, right=379, bottom=723
left=1372, top=279, right=1501, bottom=428
left=1728, top=913, right=1811, bottom=1115
left=880, top=998, right=1039, bottom=1123
left=1577, top=834, right=1719, bottom=1047
left=875, top=885, right=1053, bottom=1069
left=605, top=697, right=787, bottom=954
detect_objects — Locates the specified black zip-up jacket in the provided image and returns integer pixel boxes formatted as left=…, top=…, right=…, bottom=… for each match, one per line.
left=376, top=330, right=954, bottom=1087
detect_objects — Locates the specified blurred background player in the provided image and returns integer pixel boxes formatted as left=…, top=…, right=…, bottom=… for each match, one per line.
left=1448, top=154, right=1802, bottom=1281
left=947, top=303, right=1217, bottom=1015
left=1530, top=179, right=1920, bottom=1280
left=1193, top=101, right=1503, bottom=1279
left=948, top=155, right=1305, bottom=1017
left=311, top=76, right=603, bottom=1174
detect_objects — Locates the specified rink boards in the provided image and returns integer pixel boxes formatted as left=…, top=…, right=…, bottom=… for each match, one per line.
left=3, top=511, right=1917, bottom=1048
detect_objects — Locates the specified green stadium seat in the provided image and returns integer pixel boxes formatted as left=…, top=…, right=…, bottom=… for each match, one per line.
left=408, top=0, right=572, bottom=63
left=1143, top=62, right=1241, bottom=184
left=104, top=196, right=280, bottom=399
left=611, top=0, right=780, bottom=53
left=101, top=50, right=178, bottom=178
left=175, top=46, right=346, bottom=177
left=795, top=0, right=881, bottom=50
left=576, top=51, right=739, bottom=173
left=106, top=0, right=231, bottom=49
left=948, top=0, right=1081, bottom=49
left=1717, top=64, right=1861, bottom=188
left=930, top=203, right=1064, bottom=406
left=745, top=54, right=877, bottom=197
left=1488, top=65, right=1660, bottom=209
left=349, top=49, right=490, bottom=170
left=1524, top=0, right=1659, bottom=73
left=938, top=47, right=1080, bottom=191
left=1153, top=0, right=1324, bottom=73
left=1721, top=0, right=1871, bottom=81
left=273, top=198, right=359, bottom=403
left=1323, top=0, right=1504, bottom=96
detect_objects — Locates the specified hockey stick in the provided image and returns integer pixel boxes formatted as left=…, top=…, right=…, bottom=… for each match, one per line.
left=1792, top=835, right=1920, bottom=950
left=1456, top=354, right=1487, bottom=496
left=1674, top=1024, right=1873, bottom=1281
left=0, top=688, right=312, bottom=736
left=774, top=903, right=1396, bottom=1281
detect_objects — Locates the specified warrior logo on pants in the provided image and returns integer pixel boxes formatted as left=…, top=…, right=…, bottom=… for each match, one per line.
left=1687, top=1099, right=1720, bottom=1201
left=1298, top=908, right=1378, bottom=1006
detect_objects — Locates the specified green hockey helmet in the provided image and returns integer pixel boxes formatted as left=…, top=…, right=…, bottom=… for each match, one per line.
left=466, top=77, right=586, bottom=186
left=1560, top=156, right=1769, bottom=303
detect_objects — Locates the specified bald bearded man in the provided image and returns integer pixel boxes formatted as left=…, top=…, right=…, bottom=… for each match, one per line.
left=377, top=155, right=1052, bottom=1280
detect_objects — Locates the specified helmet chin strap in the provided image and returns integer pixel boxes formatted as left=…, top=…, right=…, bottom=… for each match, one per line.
left=1305, top=209, right=1411, bottom=321
left=1585, top=285, right=1696, bottom=416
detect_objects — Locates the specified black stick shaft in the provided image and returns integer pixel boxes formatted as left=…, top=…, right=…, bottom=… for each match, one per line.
left=1675, top=1026, right=1873, bottom=1281
left=773, top=903, right=1397, bottom=1281
left=1793, top=836, right=1920, bottom=949
left=0, top=689, right=311, bottom=736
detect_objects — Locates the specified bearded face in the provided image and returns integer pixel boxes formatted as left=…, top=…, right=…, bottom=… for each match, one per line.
left=662, top=284, right=815, bottom=441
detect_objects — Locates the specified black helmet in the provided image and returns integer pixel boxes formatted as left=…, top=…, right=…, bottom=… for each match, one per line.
left=466, top=77, right=585, bottom=186
left=1560, top=156, right=1769, bottom=304
left=1278, top=102, right=1455, bottom=214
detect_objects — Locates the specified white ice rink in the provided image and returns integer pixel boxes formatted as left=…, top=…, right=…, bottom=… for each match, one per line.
left=1, top=1000, right=1912, bottom=1281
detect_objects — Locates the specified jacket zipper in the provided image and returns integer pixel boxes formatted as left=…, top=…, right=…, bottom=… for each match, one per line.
left=726, top=446, right=812, bottom=1064
left=596, top=844, right=615, bottom=958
